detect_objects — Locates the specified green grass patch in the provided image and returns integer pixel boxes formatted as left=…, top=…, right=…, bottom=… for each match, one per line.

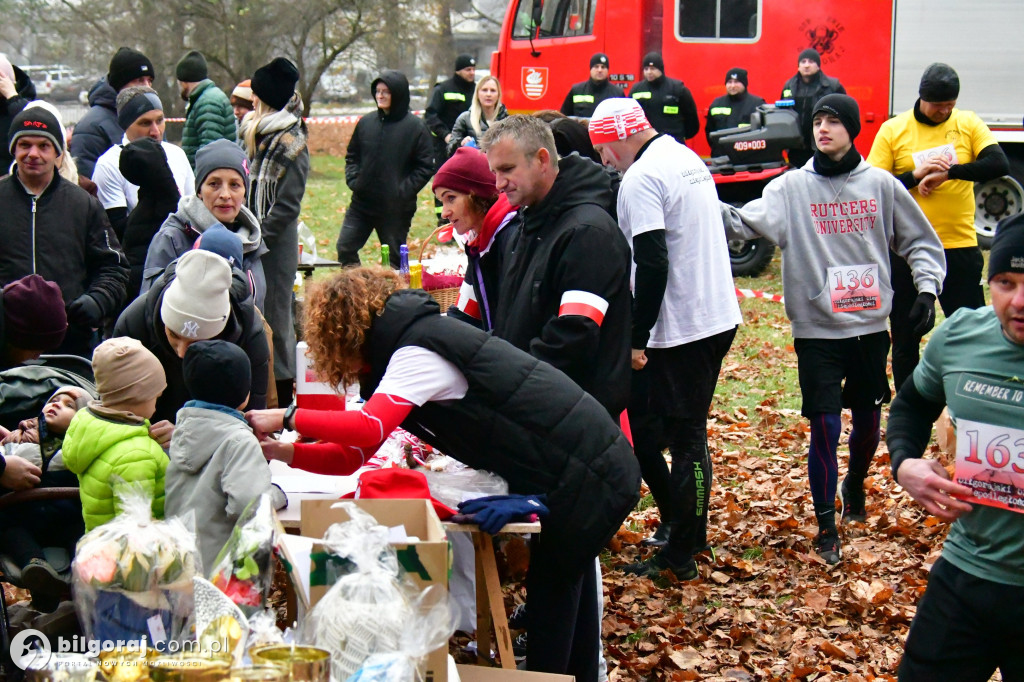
left=741, top=546, right=764, bottom=560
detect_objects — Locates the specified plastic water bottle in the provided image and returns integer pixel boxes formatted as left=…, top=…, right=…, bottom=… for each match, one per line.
left=399, top=245, right=410, bottom=282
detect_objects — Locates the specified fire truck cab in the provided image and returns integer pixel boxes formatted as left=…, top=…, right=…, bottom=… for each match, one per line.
left=492, top=0, right=1024, bottom=273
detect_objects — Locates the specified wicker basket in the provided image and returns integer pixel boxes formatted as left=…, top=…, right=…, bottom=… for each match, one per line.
left=418, top=224, right=462, bottom=309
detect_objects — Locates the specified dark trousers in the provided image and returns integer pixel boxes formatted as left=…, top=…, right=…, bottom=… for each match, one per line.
left=890, top=246, right=985, bottom=389
left=526, top=535, right=600, bottom=681
left=627, top=327, right=736, bottom=563
left=336, top=201, right=415, bottom=270
left=900, top=557, right=1024, bottom=681
left=0, top=471, right=83, bottom=568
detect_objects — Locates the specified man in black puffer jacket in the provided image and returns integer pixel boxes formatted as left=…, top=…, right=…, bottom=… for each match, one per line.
left=336, top=70, right=434, bottom=269
left=482, top=115, right=632, bottom=418
left=0, top=60, right=36, bottom=174
left=71, top=47, right=156, bottom=179
left=113, top=252, right=269, bottom=423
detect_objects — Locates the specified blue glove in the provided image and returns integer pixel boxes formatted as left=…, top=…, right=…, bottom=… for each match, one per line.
left=457, top=494, right=549, bottom=535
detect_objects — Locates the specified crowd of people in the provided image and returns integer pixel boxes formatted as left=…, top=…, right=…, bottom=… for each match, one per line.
left=0, top=42, right=1021, bottom=681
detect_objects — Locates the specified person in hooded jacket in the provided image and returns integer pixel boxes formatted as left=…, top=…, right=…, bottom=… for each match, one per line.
left=114, top=249, right=269, bottom=424
left=0, top=56, right=35, bottom=174
left=481, top=115, right=631, bottom=418
left=337, top=70, right=434, bottom=270
left=246, top=267, right=640, bottom=682
left=71, top=47, right=156, bottom=179
left=144, top=139, right=267, bottom=309
left=239, top=57, right=308, bottom=404
left=117, top=137, right=181, bottom=304
left=629, top=52, right=700, bottom=146
left=431, top=147, right=517, bottom=331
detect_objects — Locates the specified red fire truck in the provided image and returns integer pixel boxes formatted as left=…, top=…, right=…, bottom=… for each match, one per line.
left=491, top=0, right=1024, bottom=274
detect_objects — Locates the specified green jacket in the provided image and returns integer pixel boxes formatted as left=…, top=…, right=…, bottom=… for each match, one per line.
left=62, top=407, right=167, bottom=531
left=181, top=80, right=237, bottom=167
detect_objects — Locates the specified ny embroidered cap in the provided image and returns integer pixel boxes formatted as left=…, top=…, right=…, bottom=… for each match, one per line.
left=988, top=213, right=1024, bottom=280
left=588, top=97, right=651, bottom=145
left=92, top=337, right=167, bottom=409
left=160, top=249, right=232, bottom=341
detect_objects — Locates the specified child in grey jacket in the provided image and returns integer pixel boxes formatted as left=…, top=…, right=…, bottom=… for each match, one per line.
left=165, top=339, right=272, bottom=568
left=721, top=94, right=946, bottom=565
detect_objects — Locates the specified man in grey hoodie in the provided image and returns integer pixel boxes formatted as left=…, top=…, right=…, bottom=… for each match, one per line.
left=165, top=339, right=272, bottom=568
left=721, top=94, right=946, bottom=565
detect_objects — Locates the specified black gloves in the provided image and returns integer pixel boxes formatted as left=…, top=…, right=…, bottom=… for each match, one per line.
left=908, top=292, right=937, bottom=337
left=67, top=294, right=103, bottom=329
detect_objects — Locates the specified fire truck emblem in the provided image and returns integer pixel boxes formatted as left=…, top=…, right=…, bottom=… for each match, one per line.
left=799, top=17, right=846, bottom=63
left=522, top=67, right=548, bottom=100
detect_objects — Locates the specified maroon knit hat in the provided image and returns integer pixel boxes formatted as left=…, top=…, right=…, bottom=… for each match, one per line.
left=432, top=147, right=499, bottom=198
left=2, top=275, right=67, bottom=351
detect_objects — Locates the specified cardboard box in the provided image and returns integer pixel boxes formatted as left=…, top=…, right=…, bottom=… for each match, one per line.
left=300, top=498, right=452, bottom=682
left=295, top=341, right=347, bottom=410
left=456, top=666, right=575, bottom=681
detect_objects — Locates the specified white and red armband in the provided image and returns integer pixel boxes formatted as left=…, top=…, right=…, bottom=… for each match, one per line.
left=558, top=290, right=609, bottom=326
left=455, top=281, right=481, bottom=320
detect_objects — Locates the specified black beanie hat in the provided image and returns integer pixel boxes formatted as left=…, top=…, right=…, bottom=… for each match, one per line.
left=8, top=106, right=64, bottom=155
left=183, top=340, right=251, bottom=408
left=590, top=53, right=609, bottom=68
left=107, top=47, right=155, bottom=92
left=798, top=48, right=822, bottom=67
left=725, top=67, right=748, bottom=88
left=919, top=63, right=960, bottom=102
left=812, top=93, right=861, bottom=140
left=641, top=52, right=664, bottom=73
left=454, top=54, right=476, bottom=71
left=988, top=214, right=1024, bottom=281
left=176, top=50, right=208, bottom=82
left=252, top=57, right=299, bottom=111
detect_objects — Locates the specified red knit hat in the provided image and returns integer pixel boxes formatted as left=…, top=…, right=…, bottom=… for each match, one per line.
left=342, top=468, right=457, bottom=519
left=1, top=275, right=67, bottom=351
left=432, top=147, right=499, bottom=198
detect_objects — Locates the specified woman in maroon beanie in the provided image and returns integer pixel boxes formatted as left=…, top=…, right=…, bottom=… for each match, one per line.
left=0, top=274, right=68, bottom=371
left=431, top=146, right=517, bottom=331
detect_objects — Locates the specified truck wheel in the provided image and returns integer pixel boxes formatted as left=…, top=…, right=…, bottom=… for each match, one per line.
left=729, top=237, right=775, bottom=278
left=976, top=158, right=1024, bottom=249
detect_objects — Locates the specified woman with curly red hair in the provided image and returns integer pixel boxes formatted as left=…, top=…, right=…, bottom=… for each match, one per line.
left=246, top=266, right=639, bottom=681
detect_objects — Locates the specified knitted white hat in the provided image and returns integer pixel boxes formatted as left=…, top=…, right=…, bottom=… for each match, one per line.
left=588, top=97, right=651, bottom=144
left=160, top=250, right=232, bottom=341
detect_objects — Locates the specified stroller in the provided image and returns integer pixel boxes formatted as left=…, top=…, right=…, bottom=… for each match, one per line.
left=0, top=355, right=96, bottom=677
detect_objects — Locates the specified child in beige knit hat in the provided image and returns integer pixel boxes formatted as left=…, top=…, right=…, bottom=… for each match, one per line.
left=62, top=337, right=169, bottom=530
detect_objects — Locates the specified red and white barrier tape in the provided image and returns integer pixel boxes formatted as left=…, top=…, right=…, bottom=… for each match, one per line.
left=165, top=111, right=425, bottom=125
left=735, top=287, right=784, bottom=303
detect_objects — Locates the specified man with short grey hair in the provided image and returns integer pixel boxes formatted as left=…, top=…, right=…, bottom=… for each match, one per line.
left=482, top=114, right=631, bottom=681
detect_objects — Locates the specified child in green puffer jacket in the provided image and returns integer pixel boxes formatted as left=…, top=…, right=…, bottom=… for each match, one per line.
left=63, top=337, right=169, bottom=531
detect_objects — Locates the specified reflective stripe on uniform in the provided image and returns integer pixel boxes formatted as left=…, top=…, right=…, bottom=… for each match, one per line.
left=558, top=290, right=608, bottom=325
left=443, top=92, right=467, bottom=101
left=456, top=281, right=481, bottom=320
left=632, top=91, right=652, bottom=99
left=663, top=105, right=679, bottom=114
left=573, top=94, right=595, bottom=103
left=709, top=106, right=732, bottom=116
left=782, top=89, right=792, bottom=97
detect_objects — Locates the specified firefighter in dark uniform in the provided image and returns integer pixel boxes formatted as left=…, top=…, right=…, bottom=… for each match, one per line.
left=559, top=53, right=625, bottom=119
left=780, top=48, right=846, bottom=167
left=629, top=52, right=700, bottom=146
left=705, top=67, right=766, bottom=147
left=425, top=54, right=476, bottom=224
